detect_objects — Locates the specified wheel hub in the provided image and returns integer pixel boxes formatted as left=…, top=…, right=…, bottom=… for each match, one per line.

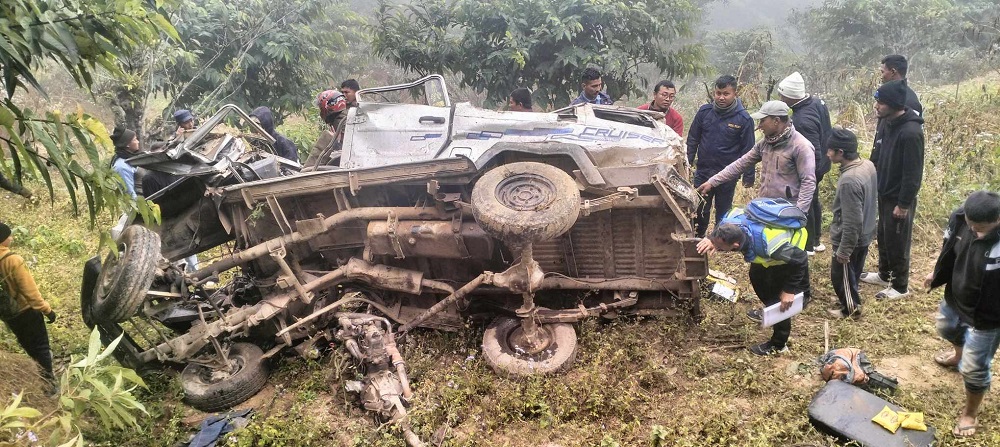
left=97, top=242, right=128, bottom=299
left=507, top=324, right=554, bottom=356
left=495, top=173, right=556, bottom=211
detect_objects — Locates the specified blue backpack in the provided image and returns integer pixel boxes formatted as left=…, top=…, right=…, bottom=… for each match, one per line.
left=745, top=198, right=806, bottom=230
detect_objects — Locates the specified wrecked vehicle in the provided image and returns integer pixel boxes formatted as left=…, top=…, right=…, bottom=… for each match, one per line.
left=80, top=75, right=706, bottom=417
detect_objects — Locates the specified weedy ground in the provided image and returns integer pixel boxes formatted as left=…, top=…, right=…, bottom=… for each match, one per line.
left=2, top=80, right=1000, bottom=446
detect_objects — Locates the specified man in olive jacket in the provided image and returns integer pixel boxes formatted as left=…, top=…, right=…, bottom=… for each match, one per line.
left=826, top=129, right=877, bottom=318
left=0, top=222, right=56, bottom=384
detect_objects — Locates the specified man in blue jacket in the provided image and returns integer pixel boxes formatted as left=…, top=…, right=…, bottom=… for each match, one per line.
left=926, top=191, right=1000, bottom=438
left=250, top=106, right=299, bottom=163
left=687, top=75, right=756, bottom=237
left=570, top=67, right=613, bottom=106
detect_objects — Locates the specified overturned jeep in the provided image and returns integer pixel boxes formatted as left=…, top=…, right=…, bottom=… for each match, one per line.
left=81, top=75, right=706, bottom=414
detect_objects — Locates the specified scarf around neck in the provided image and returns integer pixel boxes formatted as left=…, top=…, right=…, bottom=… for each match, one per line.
left=764, top=124, right=793, bottom=145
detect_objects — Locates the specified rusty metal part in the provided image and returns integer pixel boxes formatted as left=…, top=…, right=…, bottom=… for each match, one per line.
left=652, top=174, right=694, bottom=233
left=190, top=207, right=452, bottom=281
left=398, top=273, right=491, bottom=332
left=533, top=293, right=640, bottom=323
left=366, top=220, right=493, bottom=260
left=491, top=243, right=544, bottom=293
left=344, top=258, right=424, bottom=295
left=269, top=243, right=313, bottom=304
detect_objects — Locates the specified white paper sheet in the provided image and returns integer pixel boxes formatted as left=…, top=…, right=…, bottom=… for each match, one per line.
left=761, top=292, right=805, bottom=328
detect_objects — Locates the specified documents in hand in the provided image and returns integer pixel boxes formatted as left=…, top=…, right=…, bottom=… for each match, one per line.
left=761, top=292, right=805, bottom=328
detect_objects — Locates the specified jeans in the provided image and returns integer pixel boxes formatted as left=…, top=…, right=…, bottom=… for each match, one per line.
left=749, top=262, right=809, bottom=348
left=806, top=172, right=825, bottom=250
left=3, top=309, right=54, bottom=383
left=875, top=197, right=915, bottom=291
left=830, top=244, right=869, bottom=314
left=693, top=170, right=737, bottom=238
left=936, top=300, right=1000, bottom=393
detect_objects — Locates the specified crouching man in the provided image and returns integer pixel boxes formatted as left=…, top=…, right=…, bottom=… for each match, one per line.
left=696, top=205, right=810, bottom=355
left=925, top=191, right=1000, bottom=437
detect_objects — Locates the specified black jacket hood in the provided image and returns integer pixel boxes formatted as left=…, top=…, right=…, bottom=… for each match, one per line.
left=250, top=106, right=276, bottom=135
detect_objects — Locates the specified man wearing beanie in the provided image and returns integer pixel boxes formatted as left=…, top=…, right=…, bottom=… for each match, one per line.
left=0, top=222, right=57, bottom=388
left=778, top=72, right=833, bottom=255
left=110, top=125, right=142, bottom=198
left=826, top=128, right=877, bottom=318
left=879, top=54, right=922, bottom=116
left=687, top=75, right=756, bottom=237
left=860, top=80, right=925, bottom=299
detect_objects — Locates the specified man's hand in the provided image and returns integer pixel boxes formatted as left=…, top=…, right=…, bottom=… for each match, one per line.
left=46, top=311, right=56, bottom=324
left=923, top=272, right=935, bottom=290
left=835, top=253, right=850, bottom=264
left=893, top=206, right=909, bottom=219
left=696, top=182, right=713, bottom=195
left=696, top=238, right=717, bottom=255
left=779, top=292, right=796, bottom=312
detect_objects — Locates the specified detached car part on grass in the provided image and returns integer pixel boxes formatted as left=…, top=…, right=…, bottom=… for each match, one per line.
left=80, top=77, right=706, bottom=419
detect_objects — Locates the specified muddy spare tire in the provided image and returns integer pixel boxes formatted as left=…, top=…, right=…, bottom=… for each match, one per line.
left=181, top=342, right=269, bottom=412
left=91, top=225, right=160, bottom=323
left=471, top=162, right=580, bottom=244
left=482, top=316, right=578, bottom=377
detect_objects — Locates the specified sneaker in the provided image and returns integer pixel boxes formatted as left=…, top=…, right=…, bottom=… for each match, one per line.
left=860, top=272, right=891, bottom=287
left=749, top=341, right=788, bottom=356
left=746, top=308, right=763, bottom=322
left=826, top=307, right=862, bottom=320
left=875, top=287, right=909, bottom=300
left=807, top=250, right=816, bottom=256
left=814, top=244, right=827, bottom=253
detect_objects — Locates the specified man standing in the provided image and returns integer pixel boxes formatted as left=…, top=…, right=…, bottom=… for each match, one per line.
left=110, top=126, right=142, bottom=198
left=778, top=72, right=832, bottom=254
left=508, top=88, right=533, bottom=112
left=173, top=109, right=195, bottom=136
left=637, top=80, right=684, bottom=136
left=570, top=68, right=613, bottom=106
left=860, top=81, right=925, bottom=299
left=0, top=222, right=57, bottom=387
left=925, top=191, right=1000, bottom=438
left=686, top=75, right=756, bottom=237
left=826, top=128, right=877, bottom=319
left=879, top=55, right=922, bottom=115
left=696, top=205, right=810, bottom=355
left=697, top=101, right=816, bottom=216
left=340, top=79, right=360, bottom=108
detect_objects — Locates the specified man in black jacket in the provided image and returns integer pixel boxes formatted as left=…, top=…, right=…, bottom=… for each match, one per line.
left=778, top=72, right=832, bottom=254
left=926, top=191, right=1000, bottom=438
left=860, top=80, right=924, bottom=299
left=879, top=55, right=922, bottom=116
left=250, top=106, right=299, bottom=163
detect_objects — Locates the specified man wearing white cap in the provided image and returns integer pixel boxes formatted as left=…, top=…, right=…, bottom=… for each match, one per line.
left=778, top=72, right=832, bottom=255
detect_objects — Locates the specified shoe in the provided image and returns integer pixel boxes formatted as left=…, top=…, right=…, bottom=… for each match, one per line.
left=746, top=308, right=763, bottom=322
left=749, top=341, right=788, bottom=356
left=807, top=250, right=816, bottom=256
left=826, top=307, right=862, bottom=319
left=875, top=287, right=909, bottom=300
left=814, top=244, right=827, bottom=253
left=860, top=272, right=891, bottom=287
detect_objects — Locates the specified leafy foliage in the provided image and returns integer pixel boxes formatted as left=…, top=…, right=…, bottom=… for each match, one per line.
left=792, top=0, right=1000, bottom=82
left=0, top=0, right=174, bottom=224
left=1, top=329, right=147, bottom=446
left=372, top=0, right=706, bottom=108
left=160, top=0, right=366, bottom=121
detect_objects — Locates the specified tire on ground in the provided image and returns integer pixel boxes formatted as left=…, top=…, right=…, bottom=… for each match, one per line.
left=481, top=316, right=578, bottom=377
left=91, top=225, right=161, bottom=323
left=181, top=342, right=270, bottom=412
left=471, top=162, right=580, bottom=244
